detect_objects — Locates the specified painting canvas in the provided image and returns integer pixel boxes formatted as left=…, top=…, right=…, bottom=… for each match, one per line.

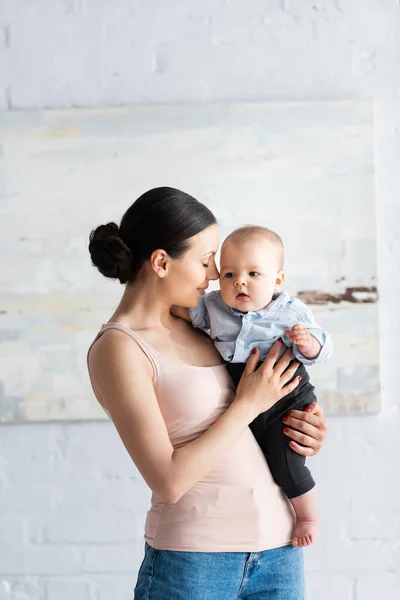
left=0, top=101, right=379, bottom=421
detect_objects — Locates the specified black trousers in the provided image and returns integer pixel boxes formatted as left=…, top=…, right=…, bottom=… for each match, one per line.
left=226, top=361, right=316, bottom=499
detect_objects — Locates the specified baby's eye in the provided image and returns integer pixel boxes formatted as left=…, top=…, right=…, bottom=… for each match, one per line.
left=249, top=271, right=259, bottom=277
left=224, top=272, right=234, bottom=279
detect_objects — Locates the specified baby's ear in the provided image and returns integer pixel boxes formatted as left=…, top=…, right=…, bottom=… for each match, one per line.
left=274, top=270, right=285, bottom=291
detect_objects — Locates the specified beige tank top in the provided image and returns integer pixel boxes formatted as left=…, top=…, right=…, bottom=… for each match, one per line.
left=87, top=323, right=294, bottom=552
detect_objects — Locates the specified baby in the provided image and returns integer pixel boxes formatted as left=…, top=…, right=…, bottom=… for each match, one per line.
left=174, top=225, right=333, bottom=547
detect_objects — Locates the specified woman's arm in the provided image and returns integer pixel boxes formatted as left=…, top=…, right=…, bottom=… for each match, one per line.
left=281, top=402, right=327, bottom=456
left=88, top=331, right=177, bottom=502
left=89, top=336, right=300, bottom=504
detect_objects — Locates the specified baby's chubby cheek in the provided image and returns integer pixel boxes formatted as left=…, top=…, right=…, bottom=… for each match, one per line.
left=219, top=283, right=231, bottom=305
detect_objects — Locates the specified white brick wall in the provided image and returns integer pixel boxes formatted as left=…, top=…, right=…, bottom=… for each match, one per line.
left=1, top=1, right=399, bottom=598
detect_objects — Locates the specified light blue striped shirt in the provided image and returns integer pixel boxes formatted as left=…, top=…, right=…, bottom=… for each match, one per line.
left=189, top=290, right=333, bottom=365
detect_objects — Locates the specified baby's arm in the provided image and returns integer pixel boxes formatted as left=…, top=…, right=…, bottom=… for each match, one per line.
left=284, top=301, right=333, bottom=365
left=171, top=305, right=191, bottom=322
left=172, top=295, right=211, bottom=331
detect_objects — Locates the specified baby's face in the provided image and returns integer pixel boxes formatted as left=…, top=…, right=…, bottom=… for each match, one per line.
left=219, top=238, right=283, bottom=313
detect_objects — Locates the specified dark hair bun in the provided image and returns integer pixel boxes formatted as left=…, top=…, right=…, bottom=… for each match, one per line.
left=88, top=187, right=216, bottom=285
left=88, top=222, right=134, bottom=284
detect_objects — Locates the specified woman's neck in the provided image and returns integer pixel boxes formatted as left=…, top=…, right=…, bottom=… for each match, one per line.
left=109, top=279, right=175, bottom=332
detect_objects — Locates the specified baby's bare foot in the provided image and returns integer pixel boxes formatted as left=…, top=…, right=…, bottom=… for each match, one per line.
left=292, top=517, right=320, bottom=547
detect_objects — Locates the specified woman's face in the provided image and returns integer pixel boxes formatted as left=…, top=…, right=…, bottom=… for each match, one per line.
left=167, top=224, right=220, bottom=308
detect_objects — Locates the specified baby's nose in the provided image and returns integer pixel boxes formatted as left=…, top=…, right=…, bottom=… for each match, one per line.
left=234, top=277, right=247, bottom=286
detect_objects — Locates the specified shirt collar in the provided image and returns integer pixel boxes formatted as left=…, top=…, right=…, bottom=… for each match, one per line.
left=257, top=290, right=290, bottom=317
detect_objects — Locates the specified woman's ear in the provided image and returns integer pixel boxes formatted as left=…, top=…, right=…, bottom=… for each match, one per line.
left=150, top=249, right=169, bottom=278
left=274, top=270, right=285, bottom=291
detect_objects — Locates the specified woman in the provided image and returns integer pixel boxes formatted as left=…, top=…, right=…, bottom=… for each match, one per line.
left=87, top=187, right=327, bottom=600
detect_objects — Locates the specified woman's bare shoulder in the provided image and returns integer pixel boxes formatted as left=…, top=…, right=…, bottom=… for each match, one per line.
left=88, top=328, right=153, bottom=389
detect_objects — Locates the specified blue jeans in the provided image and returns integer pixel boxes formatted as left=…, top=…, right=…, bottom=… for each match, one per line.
left=133, top=541, right=304, bottom=599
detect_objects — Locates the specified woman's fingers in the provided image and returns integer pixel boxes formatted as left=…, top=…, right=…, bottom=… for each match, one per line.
left=277, top=346, right=294, bottom=368
left=284, top=415, right=324, bottom=443
left=282, top=426, right=318, bottom=450
left=262, top=342, right=293, bottom=377
left=260, top=339, right=282, bottom=372
left=284, top=440, right=315, bottom=457
left=281, top=400, right=328, bottom=457
left=280, top=377, right=300, bottom=397
left=242, top=347, right=260, bottom=378
left=285, top=409, right=327, bottom=438
left=303, top=402, right=325, bottom=419
left=279, top=360, right=301, bottom=388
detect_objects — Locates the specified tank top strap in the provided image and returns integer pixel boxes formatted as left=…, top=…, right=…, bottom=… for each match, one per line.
left=95, top=322, right=160, bottom=382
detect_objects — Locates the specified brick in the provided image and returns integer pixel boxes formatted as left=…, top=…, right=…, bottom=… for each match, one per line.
left=349, top=510, right=400, bottom=540
left=82, top=544, right=142, bottom=573
left=52, top=480, right=150, bottom=513
left=64, top=422, right=135, bottom=482
left=27, top=511, right=140, bottom=545
left=47, top=579, right=93, bottom=600
left=7, top=12, right=154, bottom=109
left=310, top=511, right=350, bottom=544
left=305, top=573, right=354, bottom=600
left=117, top=11, right=210, bottom=47
left=311, top=416, right=400, bottom=511
left=1, top=424, right=65, bottom=483
left=211, top=1, right=290, bottom=44
left=0, top=517, right=25, bottom=546
left=355, top=574, right=400, bottom=599
left=90, top=574, right=138, bottom=600
left=306, top=540, right=392, bottom=572
left=0, top=578, right=45, bottom=600
left=0, top=547, right=81, bottom=575
left=0, top=483, right=53, bottom=513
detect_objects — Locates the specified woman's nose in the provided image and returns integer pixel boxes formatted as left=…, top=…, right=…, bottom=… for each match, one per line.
left=207, top=263, right=219, bottom=281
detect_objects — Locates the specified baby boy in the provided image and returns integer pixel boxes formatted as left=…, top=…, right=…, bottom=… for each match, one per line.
left=176, top=225, right=332, bottom=547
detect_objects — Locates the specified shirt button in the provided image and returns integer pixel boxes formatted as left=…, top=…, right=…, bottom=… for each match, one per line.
left=237, top=339, right=244, bottom=345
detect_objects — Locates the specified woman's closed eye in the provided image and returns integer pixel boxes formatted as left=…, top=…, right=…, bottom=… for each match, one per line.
left=202, top=263, right=209, bottom=268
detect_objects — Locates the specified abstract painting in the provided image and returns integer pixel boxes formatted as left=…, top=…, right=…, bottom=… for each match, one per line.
left=0, top=101, right=379, bottom=421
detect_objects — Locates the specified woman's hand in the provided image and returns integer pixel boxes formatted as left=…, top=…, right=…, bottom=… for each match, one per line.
left=234, top=342, right=301, bottom=423
left=282, top=402, right=327, bottom=456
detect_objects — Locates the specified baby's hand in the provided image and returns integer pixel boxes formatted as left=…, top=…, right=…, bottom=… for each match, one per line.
left=284, top=324, right=313, bottom=353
